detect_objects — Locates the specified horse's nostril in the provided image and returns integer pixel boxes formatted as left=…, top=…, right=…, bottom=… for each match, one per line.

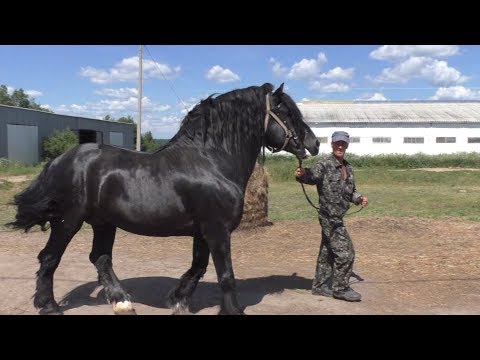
left=316, top=140, right=320, bottom=146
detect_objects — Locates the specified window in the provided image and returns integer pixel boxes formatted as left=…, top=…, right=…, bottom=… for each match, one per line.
left=468, top=137, right=480, bottom=143
left=317, top=137, right=328, bottom=144
left=372, top=137, right=391, bottom=143
left=350, top=137, right=360, bottom=143
left=436, top=137, right=456, bottom=143
left=109, top=132, right=124, bottom=146
left=404, top=137, right=424, bottom=144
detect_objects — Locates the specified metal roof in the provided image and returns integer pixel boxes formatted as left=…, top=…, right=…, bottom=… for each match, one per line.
left=298, top=101, right=480, bottom=123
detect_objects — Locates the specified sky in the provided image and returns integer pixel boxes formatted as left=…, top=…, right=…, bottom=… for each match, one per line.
left=2, top=45, right=480, bottom=139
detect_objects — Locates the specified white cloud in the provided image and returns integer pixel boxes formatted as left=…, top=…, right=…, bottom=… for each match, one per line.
left=4, top=85, right=43, bottom=98
left=370, top=45, right=460, bottom=61
left=94, top=87, right=138, bottom=98
left=25, top=89, right=43, bottom=97
left=205, top=65, right=240, bottom=83
left=53, top=95, right=170, bottom=121
left=310, top=81, right=350, bottom=93
left=420, top=60, right=469, bottom=86
left=430, top=86, right=480, bottom=100
left=319, top=67, right=354, bottom=81
left=148, top=115, right=182, bottom=138
left=371, top=57, right=468, bottom=87
left=287, top=53, right=327, bottom=80
left=80, top=56, right=181, bottom=84
left=356, top=93, right=388, bottom=101
left=269, top=57, right=288, bottom=77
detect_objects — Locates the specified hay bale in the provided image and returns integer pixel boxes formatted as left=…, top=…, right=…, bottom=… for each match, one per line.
left=239, top=163, right=273, bottom=229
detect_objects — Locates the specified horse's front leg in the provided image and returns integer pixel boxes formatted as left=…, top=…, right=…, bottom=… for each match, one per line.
left=167, top=233, right=210, bottom=314
left=202, top=224, right=244, bottom=315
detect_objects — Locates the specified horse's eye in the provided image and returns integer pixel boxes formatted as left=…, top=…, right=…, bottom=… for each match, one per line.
left=276, top=103, right=282, bottom=109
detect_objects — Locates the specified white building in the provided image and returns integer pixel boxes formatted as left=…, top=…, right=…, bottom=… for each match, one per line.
left=299, top=101, right=480, bottom=155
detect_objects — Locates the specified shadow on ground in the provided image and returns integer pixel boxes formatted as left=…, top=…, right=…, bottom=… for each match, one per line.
left=59, top=273, right=312, bottom=314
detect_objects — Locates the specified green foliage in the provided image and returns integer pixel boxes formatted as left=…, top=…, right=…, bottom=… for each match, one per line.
left=265, top=152, right=480, bottom=181
left=117, top=116, right=135, bottom=124
left=106, top=114, right=171, bottom=152
left=346, top=152, right=480, bottom=169
left=155, top=138, right=170, bottom=147
left=141, top=131, right=161, bottom=152
left=0, top=158, right=44, bottom=175
left=43, top=128, right=79, bottom=160
left=0, top=84, right=53, bottom=113
left=103, top=115, right=116, bottom=122
left=268, top=168, right=480, bottom=222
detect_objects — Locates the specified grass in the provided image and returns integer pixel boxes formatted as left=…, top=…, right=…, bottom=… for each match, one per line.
left=268, top=168, right=480, bottom=222
left=2, top=166, right=480, bottom=231
left=0, top=159, right=45, bottom=176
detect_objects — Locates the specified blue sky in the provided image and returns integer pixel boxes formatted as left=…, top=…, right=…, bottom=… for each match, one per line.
left=2, top=45, right=480, bottom=138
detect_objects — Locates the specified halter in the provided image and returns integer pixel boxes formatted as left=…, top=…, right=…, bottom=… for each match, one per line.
left=264, top=93, right=299, bottom=153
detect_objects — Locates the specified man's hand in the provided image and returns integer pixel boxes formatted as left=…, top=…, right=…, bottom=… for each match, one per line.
left=360, top=196, right=369, bottom=207
left=295, top=167, right=305, bottom=177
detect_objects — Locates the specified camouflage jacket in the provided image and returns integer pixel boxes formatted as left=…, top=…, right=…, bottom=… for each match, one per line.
left=296, top=153, right=363, bottom=218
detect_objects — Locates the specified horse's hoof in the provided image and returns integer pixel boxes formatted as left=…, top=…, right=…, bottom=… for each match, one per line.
left=113, top=301, right=136, bottom=315
left=39, top=303, right=63, bottom=315
left=218, top=308, right=245, bottom=315
left=171, top=302, right=191, bottom=315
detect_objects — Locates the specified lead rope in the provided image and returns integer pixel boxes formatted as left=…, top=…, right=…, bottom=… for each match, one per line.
left=297, top=158, right=364, bottom=217
left=297, top=158, right=320, bottom=213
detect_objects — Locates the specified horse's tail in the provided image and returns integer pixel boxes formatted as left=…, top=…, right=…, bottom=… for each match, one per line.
left=6, top=160, right=62, bottom=232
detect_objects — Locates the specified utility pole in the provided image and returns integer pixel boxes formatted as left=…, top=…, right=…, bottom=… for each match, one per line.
left=136, top=45, right=143, bottom=151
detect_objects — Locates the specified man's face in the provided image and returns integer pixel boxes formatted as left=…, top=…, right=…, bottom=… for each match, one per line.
left=332, top=140, right=348, bottom=158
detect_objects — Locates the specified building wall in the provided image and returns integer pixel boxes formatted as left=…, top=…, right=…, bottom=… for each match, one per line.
left=310, top=122, right=480, bottom=155
left=0, top=105, right=134, bottom=164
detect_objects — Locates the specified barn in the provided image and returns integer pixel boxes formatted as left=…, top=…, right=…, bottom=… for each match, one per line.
left=299, top=101, right=480, bottom=155
left=0, top=105, right=134, bottom=165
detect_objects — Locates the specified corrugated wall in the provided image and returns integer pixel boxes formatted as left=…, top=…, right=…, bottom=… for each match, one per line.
left=0, top=105, right=134, bottom=164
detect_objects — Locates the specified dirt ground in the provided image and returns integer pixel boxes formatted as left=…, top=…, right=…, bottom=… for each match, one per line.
left=1, top=216, right=479, bottom=315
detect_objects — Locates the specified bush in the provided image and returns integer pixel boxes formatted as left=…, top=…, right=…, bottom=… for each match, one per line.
left=43, top=128, right=79, bottom=160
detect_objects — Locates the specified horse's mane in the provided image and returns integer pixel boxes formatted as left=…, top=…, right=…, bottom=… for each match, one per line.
left=163, top=84, right=274, bottom=153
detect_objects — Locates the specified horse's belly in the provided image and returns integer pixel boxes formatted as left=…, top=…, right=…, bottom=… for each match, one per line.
left=96, top=202, right=196, bottom=236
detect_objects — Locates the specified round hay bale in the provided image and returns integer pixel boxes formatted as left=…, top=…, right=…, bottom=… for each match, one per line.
left=239, top=163, right=273, bottom=229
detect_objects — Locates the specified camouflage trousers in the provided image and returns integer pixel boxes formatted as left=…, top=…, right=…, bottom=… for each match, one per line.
left=312, top=215, right=355, bottom=292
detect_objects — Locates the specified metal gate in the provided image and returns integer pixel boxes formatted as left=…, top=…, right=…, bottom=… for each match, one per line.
left=7, top=124, right=38, bottom=165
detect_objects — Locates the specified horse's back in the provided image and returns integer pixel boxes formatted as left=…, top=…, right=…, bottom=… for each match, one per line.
left=75, top=145, right=242, bottom=235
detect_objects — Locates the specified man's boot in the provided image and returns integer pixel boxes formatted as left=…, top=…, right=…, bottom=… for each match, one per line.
left=333, top=287, right=361, bottom=302
left=312, top=284, right=333, bottom=297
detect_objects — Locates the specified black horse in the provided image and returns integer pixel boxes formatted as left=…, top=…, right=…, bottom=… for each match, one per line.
left=8, top=83, right=319, bottom=315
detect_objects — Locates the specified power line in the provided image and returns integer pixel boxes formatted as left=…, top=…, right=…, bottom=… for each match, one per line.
left=143, top=45, right=190, bottom=113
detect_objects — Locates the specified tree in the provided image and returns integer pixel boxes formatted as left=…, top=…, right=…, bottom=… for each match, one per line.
left=0, top=84, right=53, bottom=113
left=116, top=115, right=137, bottom=146
left=117, top=115, right=135, bottom=124
left=0, top=85, right=13, bottom=106
left=43, top=128, right=79, bottom=160
left=103, top=115, right=116, bottom=122
left=141, top=131, right=161, bottom=152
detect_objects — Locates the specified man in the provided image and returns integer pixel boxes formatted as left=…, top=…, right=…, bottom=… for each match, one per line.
left=294, top=131, right=368, bottom=302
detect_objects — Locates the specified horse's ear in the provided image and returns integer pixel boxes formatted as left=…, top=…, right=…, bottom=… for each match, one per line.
left=273, top=83, right=285, bottom=95
left=261, top=83, right=274, bottom=93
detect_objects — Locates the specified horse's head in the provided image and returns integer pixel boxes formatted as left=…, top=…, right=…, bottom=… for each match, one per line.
left=263, top=83, right=320, bottom=159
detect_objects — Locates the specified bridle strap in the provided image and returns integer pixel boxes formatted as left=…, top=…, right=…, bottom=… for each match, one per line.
left=264, top=93, right=295, bottom=152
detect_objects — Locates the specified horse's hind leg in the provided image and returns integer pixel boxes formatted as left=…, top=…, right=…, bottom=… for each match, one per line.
left=89, top=224, right=135, bottom=315
left=202, top=225, right=244, bottom=315
left=35, top=218, right=83, bottom=315
left=167, top=233, right=210, bottom=314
